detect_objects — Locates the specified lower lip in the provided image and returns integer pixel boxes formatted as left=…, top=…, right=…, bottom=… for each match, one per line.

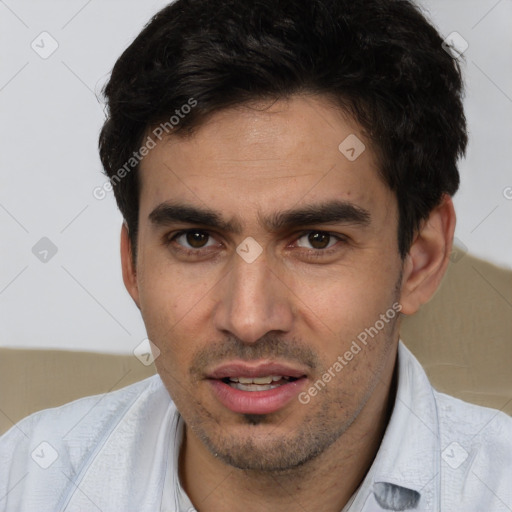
left=208, top=378, right=307, bottom=415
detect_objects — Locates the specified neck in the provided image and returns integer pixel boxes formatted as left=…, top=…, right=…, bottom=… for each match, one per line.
left=180, top=352, right=398, bottom=512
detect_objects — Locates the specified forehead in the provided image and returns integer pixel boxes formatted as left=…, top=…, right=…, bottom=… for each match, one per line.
left=137, top=95, right=392, bottom=222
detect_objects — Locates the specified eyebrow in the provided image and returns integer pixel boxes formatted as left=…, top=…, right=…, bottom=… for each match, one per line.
left=148, top=200, right=371, bottom=233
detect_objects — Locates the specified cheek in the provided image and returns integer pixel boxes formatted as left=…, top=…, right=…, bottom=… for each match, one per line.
left=136, top=266, right=198, bottom=364
left=288, top=256, right=400, bottom=336
left=137, top=254, right=211, bottom=326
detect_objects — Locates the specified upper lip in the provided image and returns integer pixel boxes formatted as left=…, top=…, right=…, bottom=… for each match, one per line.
left=207, top=361, right=308, bottom=380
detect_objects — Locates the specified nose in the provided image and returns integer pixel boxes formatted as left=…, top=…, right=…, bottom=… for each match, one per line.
left=212, top=250, right=295, bottom=344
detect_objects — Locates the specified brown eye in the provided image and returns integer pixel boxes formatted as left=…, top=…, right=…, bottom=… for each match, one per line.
left=308, top=232, right=331, bottom=249
left=172, top=230, right=215, bottom=250
left=296, top=231, right=338, bottom=250
left=186, top=231, right=209, bottom=248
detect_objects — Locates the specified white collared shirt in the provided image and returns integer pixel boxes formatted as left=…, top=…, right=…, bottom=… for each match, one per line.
left=1, top=341, right=512, bottom=511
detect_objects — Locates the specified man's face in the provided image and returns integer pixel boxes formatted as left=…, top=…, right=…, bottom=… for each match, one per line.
left=131, top=95, right=403, bottom=471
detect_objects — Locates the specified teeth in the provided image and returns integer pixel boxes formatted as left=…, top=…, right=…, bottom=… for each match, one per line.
left=238, top=377, right=256, bottom=384
left=227, top=375, right=284, bottom=385
left=253, top=376, right=273, bottom=384
left=231, top=382, right=281, bottom=392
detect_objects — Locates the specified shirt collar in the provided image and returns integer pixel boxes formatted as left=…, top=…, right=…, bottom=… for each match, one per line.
left=368, top=340, right=441, bottom=510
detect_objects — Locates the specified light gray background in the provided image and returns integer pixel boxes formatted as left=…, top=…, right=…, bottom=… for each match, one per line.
left=1, top=0, right=511, bottom=353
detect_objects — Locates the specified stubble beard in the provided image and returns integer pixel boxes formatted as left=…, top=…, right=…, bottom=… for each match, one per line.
left=181, top=273, right=403, bottom=474
left=185, top=322, right=399, bottom=473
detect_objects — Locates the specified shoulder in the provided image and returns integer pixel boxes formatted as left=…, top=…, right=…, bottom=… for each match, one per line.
left=398, top=343, right=512, bottom=509
left=434, top=390, right=512, bottom=510
left=0, top=375, right=167, bottom=509
left=1, top=374, right=162, bottom=446
left=435, top=390, right=512, bottom=451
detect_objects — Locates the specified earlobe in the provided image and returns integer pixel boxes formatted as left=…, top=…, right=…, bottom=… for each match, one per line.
left=120, top=222, right=141, bottom=309
left=399, top=195, right=456, bottom=315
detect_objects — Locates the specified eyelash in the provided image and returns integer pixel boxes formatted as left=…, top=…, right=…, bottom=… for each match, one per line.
left=165, top=229, right=348, bottom=258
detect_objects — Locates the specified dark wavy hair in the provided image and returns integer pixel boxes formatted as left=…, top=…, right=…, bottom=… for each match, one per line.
left=99, top=0, right=467, bottom=260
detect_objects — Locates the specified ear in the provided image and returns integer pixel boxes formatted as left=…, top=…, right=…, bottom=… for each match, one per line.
left=399, top=194, right=456, bottom=315
left=120, top=222, right=141, bottom=309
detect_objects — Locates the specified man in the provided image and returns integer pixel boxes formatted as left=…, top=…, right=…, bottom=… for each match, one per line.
left=1, top=0, right=511, bottom=510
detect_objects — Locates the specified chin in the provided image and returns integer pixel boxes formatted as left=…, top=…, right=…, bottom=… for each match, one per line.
left=194, top=416, right=343, bottom=472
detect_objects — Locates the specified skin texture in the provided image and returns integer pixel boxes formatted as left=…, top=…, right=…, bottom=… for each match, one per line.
left=121, top=95, right=456, bottom=511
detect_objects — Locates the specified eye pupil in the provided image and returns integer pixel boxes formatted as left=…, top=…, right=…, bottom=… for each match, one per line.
left=186, top=231, right=208, bottom=248
left=308, top=232, right=330, bottom=249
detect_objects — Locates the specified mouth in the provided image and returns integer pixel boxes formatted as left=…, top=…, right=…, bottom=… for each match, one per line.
left=221, top=375, right=299, bottom=391
left=206, top=363, right=308, bottom=415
